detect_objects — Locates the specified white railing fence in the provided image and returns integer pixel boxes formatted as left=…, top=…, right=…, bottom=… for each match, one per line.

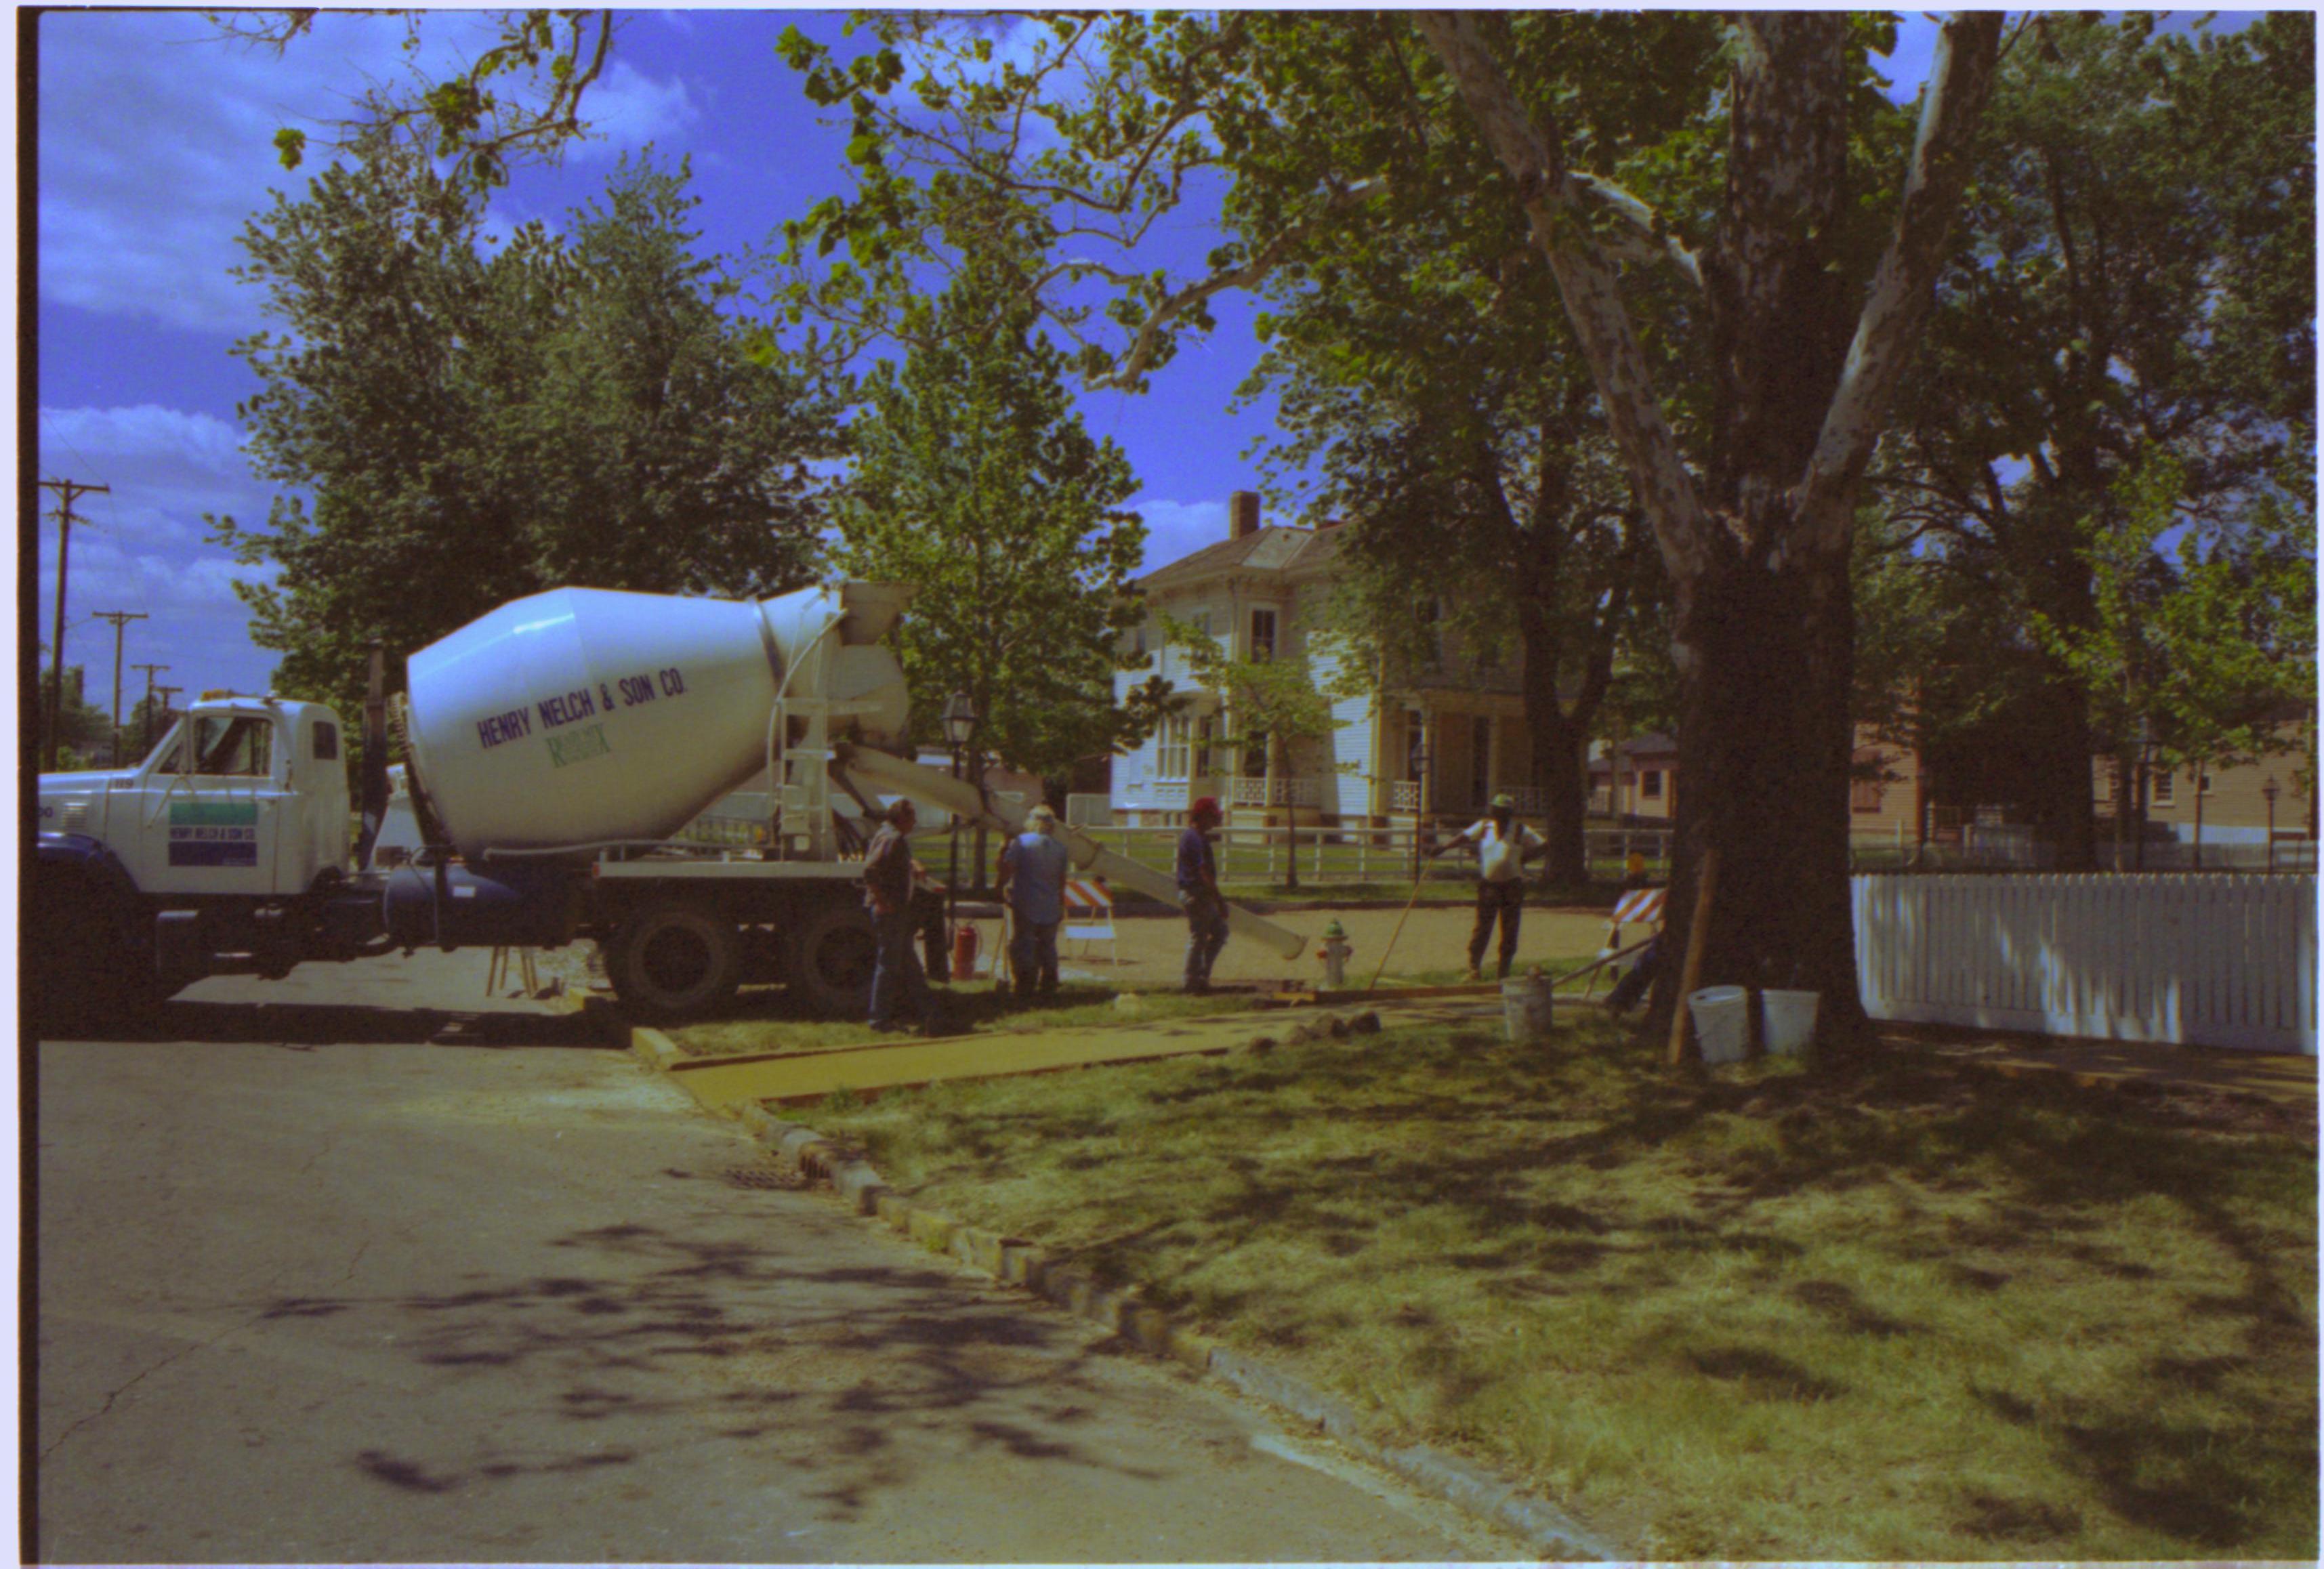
left=1226, top=774, right=1323, bottom=807
left=1852, top=873, right=2317, bottom=1054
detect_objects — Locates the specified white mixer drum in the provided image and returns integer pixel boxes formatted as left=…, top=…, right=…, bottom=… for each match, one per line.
left=404, top=585, right=865, bottom=857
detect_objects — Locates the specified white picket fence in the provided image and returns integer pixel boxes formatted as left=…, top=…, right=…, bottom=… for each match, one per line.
left=1852, top=874, right=2317, bottom=1054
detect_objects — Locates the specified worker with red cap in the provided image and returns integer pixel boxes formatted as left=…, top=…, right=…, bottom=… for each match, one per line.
left=1176, top=795, right=1228, bottom=992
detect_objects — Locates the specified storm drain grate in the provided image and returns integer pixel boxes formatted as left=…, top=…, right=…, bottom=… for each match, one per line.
left=723, top=1164, right=806, bottom=1191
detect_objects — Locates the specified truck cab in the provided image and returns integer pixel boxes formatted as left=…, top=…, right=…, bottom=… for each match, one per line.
left=39, top=695, right=351, bottom=900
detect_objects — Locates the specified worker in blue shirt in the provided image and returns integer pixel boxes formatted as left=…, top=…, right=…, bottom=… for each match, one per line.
left=1176, top=795, right=1228, bottom=993
left=997, top=804, right=1073, bottom=997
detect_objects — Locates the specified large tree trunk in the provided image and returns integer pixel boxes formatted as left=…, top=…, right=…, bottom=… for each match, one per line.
left=1527, top=685, right=1594, bottom=885
left=1648, top=530, right=1866, bottom=1043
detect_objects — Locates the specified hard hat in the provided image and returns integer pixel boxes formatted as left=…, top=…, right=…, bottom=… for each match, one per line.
left=1491, top=793, right=1515, bottom=810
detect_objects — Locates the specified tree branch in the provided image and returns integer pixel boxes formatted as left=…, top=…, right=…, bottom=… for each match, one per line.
left=1793, top=12, right=2005, bottom=553
left=1570, top=173, right=1703, bottom=291
left=1415, top=10, right=1709, bottom=581
left=1088, top=178, right=1384, bottom=391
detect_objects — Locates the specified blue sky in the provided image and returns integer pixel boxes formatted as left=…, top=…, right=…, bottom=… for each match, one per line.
left=31, top=9, right=1949, bottom=707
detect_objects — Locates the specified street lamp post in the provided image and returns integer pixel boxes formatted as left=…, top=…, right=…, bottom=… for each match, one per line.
left=2262, top=776, right=2280, bottom=874
left=941, top=692, right=978, bottom=970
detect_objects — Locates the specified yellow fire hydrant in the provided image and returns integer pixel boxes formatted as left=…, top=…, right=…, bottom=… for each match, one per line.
left=1317, top=919, right=1354, bottom=989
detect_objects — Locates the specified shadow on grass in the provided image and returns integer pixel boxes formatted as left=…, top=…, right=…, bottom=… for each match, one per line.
left=858, top=1012, right=2317, bottom=1554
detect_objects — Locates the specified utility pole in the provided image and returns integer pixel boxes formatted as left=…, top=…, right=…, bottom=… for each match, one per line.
left=133, top=661, right=170, bottom=753
left=92, top=610, right=150, bottom=766
left=39, top=477, right=110, bottom=770
left=152, top=685, right=183, bottom=757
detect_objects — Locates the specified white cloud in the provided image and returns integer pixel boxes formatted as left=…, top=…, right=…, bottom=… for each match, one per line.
left=568, top=59, right=701, bottom=157
left=33, top=402, right=288, bottom=694
left=37, top=11, right=699, bottom=335
left=37, top=404, right=266, bottom=549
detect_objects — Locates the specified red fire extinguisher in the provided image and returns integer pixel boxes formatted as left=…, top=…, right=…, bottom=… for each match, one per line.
left=951, top=922, right=980, bottom=982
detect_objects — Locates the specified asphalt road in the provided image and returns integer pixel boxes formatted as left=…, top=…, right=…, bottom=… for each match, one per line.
left=33, top=950, right=1515, bottom=1562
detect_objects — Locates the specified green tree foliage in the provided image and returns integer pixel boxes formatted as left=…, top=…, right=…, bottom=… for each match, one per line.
left=38, top=661, right=116, bottom=770
left=1885, top=12, right=2315, bottom=864
left=224, top=9, right=619, bottom=195
left=262, top=12, right=2009, bottom=1044
left=2033, top=458, right=2316, bottom=806
left=125, top=691, right=185, bottom=761
left=831, top=241, right=1145, bottom=782
left=211, top=133, right=837, bottom=726
left=1245, top=203, right=1669, bottom=879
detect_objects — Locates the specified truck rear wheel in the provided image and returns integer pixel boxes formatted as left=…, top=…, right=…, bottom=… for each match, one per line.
left=786, top=900, right=877, bottom=1019
left=607, top=900, right=741, bottom=1021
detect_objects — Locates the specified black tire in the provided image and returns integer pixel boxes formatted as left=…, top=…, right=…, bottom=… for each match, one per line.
left=785, top=898, right=878, bottom=1019
left=31, top=866, right=161, bottom=1036
left=606, top=900, right=741, bottom=1021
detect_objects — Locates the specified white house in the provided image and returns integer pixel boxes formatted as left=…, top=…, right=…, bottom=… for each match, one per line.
left=1110, top=492, right=1548, bottom=828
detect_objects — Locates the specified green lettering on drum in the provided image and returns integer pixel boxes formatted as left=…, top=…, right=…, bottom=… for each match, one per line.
left=545, top=723, right=612, bottom=769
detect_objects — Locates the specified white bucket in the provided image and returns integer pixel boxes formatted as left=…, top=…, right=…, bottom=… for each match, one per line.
left=1762, top=989, right=1821, bottom=1056
left=1688, top=986, right=1749, bottom=1064
left=1502, top=976, right=1555, bottom=1042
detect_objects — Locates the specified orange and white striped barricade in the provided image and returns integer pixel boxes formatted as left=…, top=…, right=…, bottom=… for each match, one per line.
left=1590, top=887, right=1666, bottom=997
left=1062, top=877, right=1117, bottom=964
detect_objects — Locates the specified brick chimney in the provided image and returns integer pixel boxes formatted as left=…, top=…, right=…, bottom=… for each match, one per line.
left=1228, top=490, right=1262, bottom=541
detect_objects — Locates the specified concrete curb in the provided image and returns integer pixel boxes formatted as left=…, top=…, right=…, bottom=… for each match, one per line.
left=724, top=1099, right=1618, bottom=1561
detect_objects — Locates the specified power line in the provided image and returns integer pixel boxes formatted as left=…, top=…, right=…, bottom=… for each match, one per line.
left=40, top=478, right=111, bottom=770
left=91, top=610, right=151, bottom=765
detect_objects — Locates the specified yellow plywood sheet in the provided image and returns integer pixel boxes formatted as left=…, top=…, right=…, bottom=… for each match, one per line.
left=664, top=996, right=1505, bottom=1110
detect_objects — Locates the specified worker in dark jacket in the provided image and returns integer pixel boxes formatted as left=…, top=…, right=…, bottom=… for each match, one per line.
left=863, top=799, right=938, bottom=1034
left=1176, top=795, right=1228, bottom=993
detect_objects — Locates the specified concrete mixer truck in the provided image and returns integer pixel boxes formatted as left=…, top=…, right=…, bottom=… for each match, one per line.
left=33, top=582, right=1305, bottom=1028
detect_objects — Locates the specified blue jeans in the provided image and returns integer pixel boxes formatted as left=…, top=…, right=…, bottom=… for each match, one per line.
left=1011, top=916, right=1060, bottom=995
left=869, top=905, right=932, bottom=1030
left=1183, top=896, right=1228, bottom=992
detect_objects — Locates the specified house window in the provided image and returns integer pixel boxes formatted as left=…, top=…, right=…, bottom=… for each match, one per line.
left=312, top=721, right=339, bottom=762
left=2152, top=770, right=2175, bottom=806
left=1130, top=622, right=1148, bottom=658
left=1472, top=716, right=1492, bottom=802
left=1851, top=776, right=1884, bottom=813
left=1642, top=769, right=1663, bottom=800
left=1194, top=715, right=1217, bottom=778
left=1159, top=717, right=1192, bottom=780
left=1405, top=710, right=1428, bottom=782
left=1250, top=608, right=1277, bottom=662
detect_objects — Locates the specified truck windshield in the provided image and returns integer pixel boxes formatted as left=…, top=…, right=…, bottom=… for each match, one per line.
left=153, top=715, right=274, bottom=777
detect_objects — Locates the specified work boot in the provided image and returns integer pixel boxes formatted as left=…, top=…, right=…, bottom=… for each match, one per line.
left=1463, top=966, right=1483, bottom=984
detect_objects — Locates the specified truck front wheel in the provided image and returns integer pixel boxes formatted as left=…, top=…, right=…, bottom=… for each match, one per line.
left=606, top=900, right=741, bottom=1021
left=785, top=900, right=877, bottom=1019
left=32, top=866, right=162, bottom=1034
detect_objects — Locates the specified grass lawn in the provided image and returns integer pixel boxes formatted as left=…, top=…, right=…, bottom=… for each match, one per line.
left=800, top=1010, right=2319, bottom=1560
